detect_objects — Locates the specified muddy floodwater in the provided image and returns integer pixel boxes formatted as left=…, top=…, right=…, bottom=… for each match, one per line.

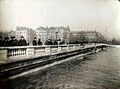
left=3, top=46, right=120, bottom=89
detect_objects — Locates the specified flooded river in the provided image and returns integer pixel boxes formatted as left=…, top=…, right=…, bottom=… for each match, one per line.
left=3, top=46, right=120, bottom=89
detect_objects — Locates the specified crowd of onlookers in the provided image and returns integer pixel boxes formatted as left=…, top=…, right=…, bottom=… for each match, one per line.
left=0, top=36, right=43, bottom=47
left=0, top=35, right=87, bottom=47
left=0, top=36, right=28, bottom=47
left=0, top=36, right=65, bottom=47
left=32, top=37, right=42, bottom=46
left=0, top=36, right=88, bottom=47
left=30, top=37, right=65, bottom=46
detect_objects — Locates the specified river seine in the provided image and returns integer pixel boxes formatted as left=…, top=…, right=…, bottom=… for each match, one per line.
left=7, top=46, right=120, bottom=89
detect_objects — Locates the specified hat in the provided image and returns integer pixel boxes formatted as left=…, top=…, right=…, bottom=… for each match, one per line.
left=5, top=37, right=9, bottom=39
left=11, top=36, right=15, bottom=38
left=21, top=36, right=24, bottom=38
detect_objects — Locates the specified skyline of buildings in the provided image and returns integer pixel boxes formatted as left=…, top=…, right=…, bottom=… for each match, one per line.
left=7, top=26, right=71, bottom=45
left=0, top=26, right=107, bottom=45
left=35, top=26, right=70, bottom=44
left=70, top=31, right=106, bottom=43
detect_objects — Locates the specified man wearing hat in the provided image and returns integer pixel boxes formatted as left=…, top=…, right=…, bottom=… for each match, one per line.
left=32, top=37, right=37, bottom=46
left=4, top=37, right=10, bottom=46
left=19, top=36, right=27, bottom=46
left=0, top=36, right=3, bottom=46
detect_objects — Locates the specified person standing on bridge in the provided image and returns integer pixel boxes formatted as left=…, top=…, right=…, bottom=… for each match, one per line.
left=38, top=39, right=42, bottom=45
left=3, top=37, right=10, bottom=46
left=10, top=36, right=18, bottom=46
left=0, top=36, right=3, bottom=46
left=19, top=36, right=27, bottom=46
left=32, top=37, right=37, bottom=46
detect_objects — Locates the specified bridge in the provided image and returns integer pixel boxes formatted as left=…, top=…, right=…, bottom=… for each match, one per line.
left=0, top=43, right=110, bottom=78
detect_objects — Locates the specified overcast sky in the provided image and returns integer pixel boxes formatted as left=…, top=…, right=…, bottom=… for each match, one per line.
left=0, top=0, right=120, bottom=40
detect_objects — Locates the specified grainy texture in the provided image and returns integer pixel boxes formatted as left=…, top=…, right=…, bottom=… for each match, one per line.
left=4, top=47, right=120, bottom=89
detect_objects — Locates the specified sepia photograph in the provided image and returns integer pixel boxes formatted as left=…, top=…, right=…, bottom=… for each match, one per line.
left=0, top=0, right=120, bottom=89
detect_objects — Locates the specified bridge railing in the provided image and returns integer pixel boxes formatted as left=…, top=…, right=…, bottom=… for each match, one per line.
left=0, top=43, right=107, bottom=63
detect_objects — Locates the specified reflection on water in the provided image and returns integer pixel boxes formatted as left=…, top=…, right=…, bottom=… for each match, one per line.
left=7, top=47, right=120, bottom=89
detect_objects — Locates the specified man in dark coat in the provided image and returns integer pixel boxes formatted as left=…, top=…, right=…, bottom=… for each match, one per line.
left=14, top=38, right=19, bottom=46
left=19, top=36, right=27, bottom=46
left=38, top=39, right=42, bottom=45
left=32, top=37, right=37, bottom=46
left=0, top=36, right=3, bottom=46
left=9, top=36, right=19, bottom=46
left=10, top=36, right=15, bottom=46
left=4, top=37, right=10, bottom=46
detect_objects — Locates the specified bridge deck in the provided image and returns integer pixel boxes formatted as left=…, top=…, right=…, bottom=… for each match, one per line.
left=0, top=44, right=110, bottom=78
left=0, top=43, right=108, bottom=64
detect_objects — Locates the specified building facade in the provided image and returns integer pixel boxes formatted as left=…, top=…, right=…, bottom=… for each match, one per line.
left=35, top=26, right=70, bottom=44
left=9, top=26, right=35, bottom=45
left=70, top=31, right=106, bottom=43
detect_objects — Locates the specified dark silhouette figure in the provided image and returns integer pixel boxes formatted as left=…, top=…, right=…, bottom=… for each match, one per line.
left=38, top=39, right=42, bottom=45
left=9, top=36, right=14, bottom=46
left=3, top=37, right=10, bottom=46
left=45, top=39, right=53, bottom=45
left=9, top=36, right=18, bottom=46
left=32, top=37, right=37, bottom=46
left=54, top=40, right=58, bottom=45
left=0, top=36, right=3, bottom=46
left=59, top=41, right=65, bottom=45
left=14, top=38, right=19, bottom=46
left=19, top=36, right=27, bottom=46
